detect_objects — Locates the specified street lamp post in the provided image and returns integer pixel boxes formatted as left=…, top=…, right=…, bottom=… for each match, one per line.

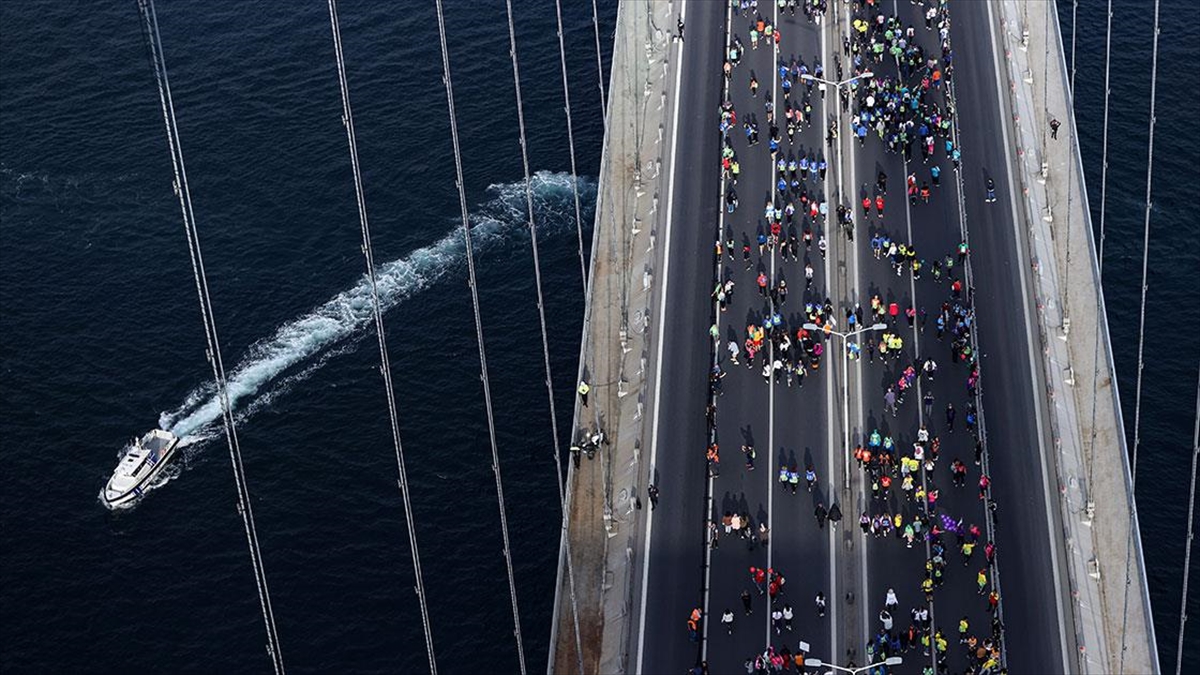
left=806, top=655, right=903, bottom=674
left=804, top=321, right=888, bottom=490
left=800, top=71, right=872, bottom=237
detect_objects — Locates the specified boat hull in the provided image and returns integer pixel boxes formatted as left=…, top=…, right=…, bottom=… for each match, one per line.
left=102, top=434, right=180, bottom=508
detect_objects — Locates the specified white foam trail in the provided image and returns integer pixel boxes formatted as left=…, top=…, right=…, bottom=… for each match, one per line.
left=171, top=340, right=360, bottom=451
left=158, top=171, right=592, bottom=440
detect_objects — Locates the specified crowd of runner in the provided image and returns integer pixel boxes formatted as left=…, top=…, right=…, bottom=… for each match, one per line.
left=703, top=4, right=839, bottom=673
left=844, top=2, right=1006, bottom=672
left=684, top=1, right=1010, bottom=674
left=714, top=8, right=837, bottom=417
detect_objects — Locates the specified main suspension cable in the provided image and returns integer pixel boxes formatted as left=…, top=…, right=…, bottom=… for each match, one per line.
left=1119, top=0, right=1161, bottom=668
left=325, top=2, right=438, bottom=672
left=138, top=1, right=284, bottom=671
left=554, top=0, right=589, bottom=290
left=433, top=1, right=526, bottom=672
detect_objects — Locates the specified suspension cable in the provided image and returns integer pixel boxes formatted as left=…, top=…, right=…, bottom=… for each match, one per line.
left=137, top=1, right=284, bottom=671
left=591, top=0, right=608, bottom=122
left=1085, top=0, right=1113, bottom=503
left=325, top=2, right=439, bottom=672
left=1178, top=369, right=1200, bottom=675
left=516, top=1, right=585, bottom=672
left=433, top=2, right=526, bottom=671
left=553, top=0, right=588, bottom=290
left=1069, top=0, right=1078, bottom=81
left=1061, top=0, right=1078, bottom=317
left=1120, top=0, right=1161, bottom=668
left=1042, top=0, right=1050, bottom=154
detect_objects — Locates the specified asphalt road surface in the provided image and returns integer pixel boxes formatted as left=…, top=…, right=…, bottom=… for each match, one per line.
left=844, top=0, right=997, bottom=670
left=701, top=4, right=838, bottom=674
left=631, top=2, right=729, bottom=674
left=630, top=1, right=1073, bottom=673
left=632, top=2, right=839, bottom=672
left=938, top=2, right=1074, bottom=672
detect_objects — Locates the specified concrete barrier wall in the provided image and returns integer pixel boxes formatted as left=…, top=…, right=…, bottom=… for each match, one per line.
left=549, top=2, right=678, bottom=673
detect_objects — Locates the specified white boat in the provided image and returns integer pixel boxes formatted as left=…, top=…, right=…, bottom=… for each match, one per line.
left=103, top=429, right=180, bottom=508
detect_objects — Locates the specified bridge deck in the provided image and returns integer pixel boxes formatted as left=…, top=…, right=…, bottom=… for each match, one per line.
left=551, top=0, right=1156, bottom=673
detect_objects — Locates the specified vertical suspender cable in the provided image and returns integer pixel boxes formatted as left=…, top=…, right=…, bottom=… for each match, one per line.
left=1178, top=369, right=1200, bottom=675
left=554, top=0, right=589, bottom=290
left=591, top=0, right=608, bottom=123
left=1119, top=0, right=1161, bottom=669
left=325, top=2, right=438, bottom=672
left=137, top=1, right=285, bottom=672
left=525, top=2, right=586, bottom=673
left=1061, top=0, right=1078, bottom=317
left=1069, top=0, right=1078, bottom=80
left=1086, top=0, right=1114, bottom=502
left=1042, top=0, right=1051, bottom=156
left=432, top=2, right=527, bottom=672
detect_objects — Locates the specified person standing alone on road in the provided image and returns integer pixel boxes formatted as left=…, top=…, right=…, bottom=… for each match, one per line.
left=687, top=607, right=701, bottom=642
left=885, top=587, right=899, bottom=613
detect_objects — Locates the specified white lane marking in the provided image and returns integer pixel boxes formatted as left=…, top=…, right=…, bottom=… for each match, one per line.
left=829, top=3, right=867, bottom=664
left=886, top=4, right=940, bottom=669
left=840, top=0, right=871, bottom=649
left=635, top=1, right=688, bottom=672
left=892, top=13, right=942, bottom=675
left=942, top=9, right=1011, bottom=667
left=983, top=1, right=1071, bottom=671
left=817, top=10, right=838, bottom=666
left=814, top=9, right=843, bottom=665
left=900, top=153, right=942, bottom=675
left=700, top=0, right=734, bottom=662
left=766, top=0, right=779, bottom=650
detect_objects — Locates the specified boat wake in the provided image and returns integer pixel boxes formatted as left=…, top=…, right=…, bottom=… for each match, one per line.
left=132, top=171, right=591, bottom=491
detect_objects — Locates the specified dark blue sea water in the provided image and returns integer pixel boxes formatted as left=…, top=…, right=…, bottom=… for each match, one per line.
left=0, top=1, right=1192, bottom=673
left=1, top=1, right=611, bottom=673
left=1058, top=1, right=1200, bottom=670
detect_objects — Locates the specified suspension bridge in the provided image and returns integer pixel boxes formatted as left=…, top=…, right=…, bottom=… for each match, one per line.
left=127, top=0, right=1189, bottom=673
